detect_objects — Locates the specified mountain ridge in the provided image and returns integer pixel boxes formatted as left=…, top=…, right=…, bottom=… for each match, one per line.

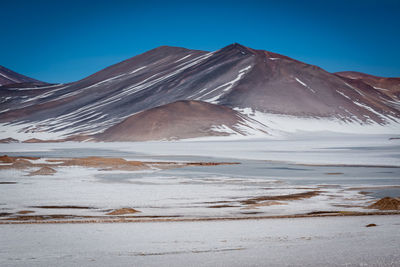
left=0, top=65, right=46, bottom=86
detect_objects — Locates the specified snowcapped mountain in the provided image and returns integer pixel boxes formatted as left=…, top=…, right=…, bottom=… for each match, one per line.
left=0, top=44, right=399, bottom=141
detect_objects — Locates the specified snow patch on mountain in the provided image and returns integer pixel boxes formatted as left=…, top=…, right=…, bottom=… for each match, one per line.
left=295, top=77, right=315, bottom=93
left=201, top=65, right=252, bottom=103
left=336, top=90, right=351, bottom=100
left=0, top=122, right=70, bottom=140
left=0, top=72, right=18, bottom=83
left=234, top=108, right=400, bottom=135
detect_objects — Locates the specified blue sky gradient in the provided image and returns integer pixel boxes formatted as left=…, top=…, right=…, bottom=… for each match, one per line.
left=1, top=0, right=399, bottom=83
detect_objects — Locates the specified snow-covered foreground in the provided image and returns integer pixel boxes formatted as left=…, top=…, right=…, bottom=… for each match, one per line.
left=1, top=215, right=399, bottom=266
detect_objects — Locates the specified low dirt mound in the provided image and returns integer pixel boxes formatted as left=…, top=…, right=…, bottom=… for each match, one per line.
left=0, top=138, right=19, bottom=143
left=0, top=155, right=39, bottom=164
left=0, top=155, right=14, bottom=163
left=369, top=197, right=400, bottom=210
left=241, top=191, right=320, bottom=205
left=107, top=208, right=140, bottom=215
left=94, top=100, right=250, bottom=141
left=55, top=156, right=146, bottom=171
left=29, top=167, right=57, bottom=176
left=12, top=159, right=35, bottom=169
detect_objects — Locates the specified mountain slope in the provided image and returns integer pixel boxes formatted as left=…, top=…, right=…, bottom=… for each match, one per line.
left=0, top=66, right=45, bottom=86
left=335, top=71, right=400, bottom=102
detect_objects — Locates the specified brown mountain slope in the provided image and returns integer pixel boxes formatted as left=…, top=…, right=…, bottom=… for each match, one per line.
left=335, top=71, right=400, bottom=101
left=94, top=100, right=260, bottom=141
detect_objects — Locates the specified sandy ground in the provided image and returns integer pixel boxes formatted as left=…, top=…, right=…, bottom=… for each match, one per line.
left=0, top=215, right=399, bottom=267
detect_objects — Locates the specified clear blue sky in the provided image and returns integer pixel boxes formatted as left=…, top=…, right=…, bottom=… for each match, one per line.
left=2, top=0, right=399, bottom=83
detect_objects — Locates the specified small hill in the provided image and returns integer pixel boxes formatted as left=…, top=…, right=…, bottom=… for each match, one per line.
left=94, top=100, right=258, bottom=141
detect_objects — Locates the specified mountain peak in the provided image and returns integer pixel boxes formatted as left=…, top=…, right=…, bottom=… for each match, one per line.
left=151, top=45, right=207, bottom=53
left=227, top=42, right=251, bottom=50
left=229, top=42, right=248, bottom=48
left=217, top=43, right=255, bottom=55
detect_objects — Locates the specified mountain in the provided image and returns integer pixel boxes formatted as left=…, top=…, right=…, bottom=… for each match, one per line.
left=0, top=44, right=399, bottom=141
left=0, top=66, right=45, bottom=86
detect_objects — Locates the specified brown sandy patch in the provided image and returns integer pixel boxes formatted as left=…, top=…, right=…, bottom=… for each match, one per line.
left=206, top=191, right=320, bottom=209
left=32, top=205, right=94, bottom=209
left=12, top=159, right=35, bottom=169
left=240, top=191, right=320, bottom=205
left=0, top=213, right=180, bottom=222
left=369, top=197, right=400, bottom=210
left=306, top=211, right=341, bottom=215
left=0, top=155, right=14, bottom=163
left=107, top=208, right=140, bottom=215
left=0, top=155, right=239, bottom=172
left=50, top=157, right=238, bottom=171
left=208, top=204, right=239, bottom=208
left=325, top=172, right=344, bottom=175
left=242, top=201, right=286, bottom=210
left=0, top=138, right=19, bottom=143
left=3, top=214, right=78, bottom=221
left=1, top=211, right=400, bottom=224
left=0, top=155, right=39, bottom=163
left=203, top=200, right=234, bottom=204
left=0, top=156, right=43, bottom=171
left=17, top=210, right=34, bottom=214
left=28, top=167, right=56, bottom=176
left=51, top=156, right=147, bottom=171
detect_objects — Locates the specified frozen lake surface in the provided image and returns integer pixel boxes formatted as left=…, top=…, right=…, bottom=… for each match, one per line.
left=1, top=134, right=399, bottom=219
